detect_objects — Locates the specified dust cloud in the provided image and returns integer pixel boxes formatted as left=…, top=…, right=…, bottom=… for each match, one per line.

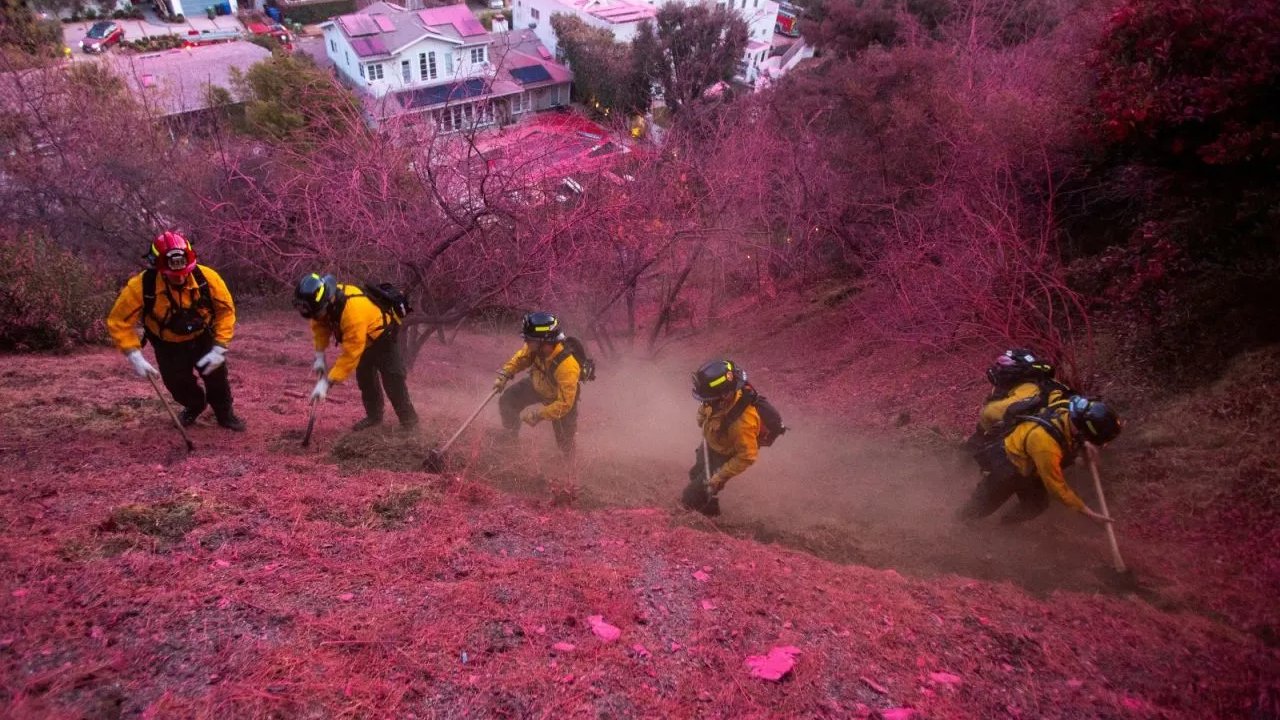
left=407, top=330, right=1128, bottom=597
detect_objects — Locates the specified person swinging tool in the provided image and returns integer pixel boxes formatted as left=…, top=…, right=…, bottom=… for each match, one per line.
left=492, top=312, right=584, bottom=455
left=682, top=359, right=785, bottom=517
left=294, top=273, right=419, bottom=431
left=106, top=231, right=245, bottom=431
left=959, top=395, right=1121, bottom=525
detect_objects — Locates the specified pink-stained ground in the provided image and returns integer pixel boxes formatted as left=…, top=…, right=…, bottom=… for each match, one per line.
left=0, top=313, right=1276, bottom=718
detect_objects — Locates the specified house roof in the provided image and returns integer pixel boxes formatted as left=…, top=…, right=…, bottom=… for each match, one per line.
left=330, top=2, right=489, bottom=60
left=510, top=64, right=552, bottom=85
left=416, top=4, right=488, bottom=38
left=397, top=77, right=488, bottom=110
left=103, top=41, right=271, bottom=116
left=551, top=0, right=655, bottom=25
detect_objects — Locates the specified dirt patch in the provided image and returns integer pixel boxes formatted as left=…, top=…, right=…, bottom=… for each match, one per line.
left=330, top=427, right=436, bottom=473
left=98, top=492, right=201, bottom=544
left=371, top=485, right=430, bottom=527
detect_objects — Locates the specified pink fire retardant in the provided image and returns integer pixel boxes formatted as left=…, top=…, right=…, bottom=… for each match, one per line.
left=587, top=615, right=621, bottom=642
left=744, top=645, right=800, bottom=681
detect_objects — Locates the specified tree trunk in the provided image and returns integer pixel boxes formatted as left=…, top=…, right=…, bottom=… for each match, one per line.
left=648, top=243, right=705, bottom=350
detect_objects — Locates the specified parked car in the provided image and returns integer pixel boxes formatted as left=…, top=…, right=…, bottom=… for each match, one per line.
left=80, top=21, right=125, bottom=53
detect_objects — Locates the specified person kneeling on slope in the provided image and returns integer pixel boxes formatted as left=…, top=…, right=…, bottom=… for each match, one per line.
left=106, top=231, right=245, bottom=431
left=294, top=273, right=419, bottom=431
left=492, top=312, right=581, bottom=455
left=959, top=395, right=1120, bottom=525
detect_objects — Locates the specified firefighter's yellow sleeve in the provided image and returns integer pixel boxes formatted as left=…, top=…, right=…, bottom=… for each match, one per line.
left=715, top=407, right=760, bottom=484
left=540, top=354, right=580, bottom=421
left=106, top=273, right=146, bottom=353
left=979, top=382, right=1041, bottom=434
left=200, top=266, right=236, bottom=347
left=697, top=404, right=711, bottom=427
left=500, top=345, right=533, bottom=378
left=326, top=297, right=385, bottom=384
left=1025, top=428, right=1085, bottom=511
left=310, top=318, right=332, bottom=352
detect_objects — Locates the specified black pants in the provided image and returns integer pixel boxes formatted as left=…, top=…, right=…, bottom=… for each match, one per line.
left=357, top=330, right=418, bottom=426
left=958, top=448, right=1050, bottom=524
left=151, top=333, right=234, bottom=421
left=682, top=444, right=729, bottom=513
left=498, top=377, right=578, bottom=454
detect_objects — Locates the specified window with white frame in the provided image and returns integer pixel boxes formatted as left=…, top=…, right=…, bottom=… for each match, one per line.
left=470, top=47, right=486, bottom=64
left=401, top=59, right=411, bottom=83
left=359, top=63, right=365, bottom=78
left=434, top=102, right=496, bottom=133
left=428, top=51, right=438, bottom=79
left=530, top=7, right=539, bottom=18
left=367, top=63, right=384, bottom=80
left=329, top=38, right=336, bottom=52
left=419, top=52, right=428, bottom=79
left=511, top=92, right=531, bottom=113
left=444, top=51, right=453, bottom=75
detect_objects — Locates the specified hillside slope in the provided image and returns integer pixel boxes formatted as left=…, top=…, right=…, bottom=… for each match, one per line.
left=0, top=315, right=1276, bottom=718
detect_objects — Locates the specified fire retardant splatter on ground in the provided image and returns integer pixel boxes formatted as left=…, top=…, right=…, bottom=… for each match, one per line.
left=1, top=317, right=1277, bottom=718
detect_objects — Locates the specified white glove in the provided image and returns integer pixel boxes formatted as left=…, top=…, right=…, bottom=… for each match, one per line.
left=196, top=345, right=227, bottom=376
left=312, top=351, right=327, bottom=377
left=126, top=349, right=159, bottom=378
left=310, top=377, right=330, bottom=402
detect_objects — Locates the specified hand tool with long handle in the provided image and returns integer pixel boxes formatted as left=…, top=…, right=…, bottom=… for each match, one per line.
left=301, top=397, right=319, bottom=448
left=147, top=374, right=194, bottom=452
left=702, top=437, right=713, bottom=489
left=1086, top=445, right=1126, bottom=573
left=422, top=389, right=499, bottom=472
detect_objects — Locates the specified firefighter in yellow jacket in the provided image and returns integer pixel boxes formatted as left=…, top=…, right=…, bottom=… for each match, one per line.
left=959, top=395, right=1120, bottom=524
left=681, top=359, right=760, bottom=517
left=106, top=231, right=245, bottom=431
left=293, top=273, right=419, bottom=430
left=969, top=348, right=1071, bottom=448
left=493, top=312, right=581, bottom=454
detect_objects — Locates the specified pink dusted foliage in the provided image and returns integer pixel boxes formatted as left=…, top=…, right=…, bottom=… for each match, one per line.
left=1090, top=0, right=1280, bottom=167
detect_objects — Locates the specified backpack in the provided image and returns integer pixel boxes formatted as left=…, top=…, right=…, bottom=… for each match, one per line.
left=973, top=399, right=1075, bottom=472
left=550, top=335, right=596, bottom=382
left=723, top=383, right=787, bottom=447
left=986, top=376, right=1075, bottom=436
left=140, top=267, right=214, bottom=345
left=361, top=281, right=412, bottom=322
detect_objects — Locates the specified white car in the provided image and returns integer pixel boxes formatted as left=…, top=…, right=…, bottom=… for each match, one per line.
left=487, top=0, right=504, bottom=8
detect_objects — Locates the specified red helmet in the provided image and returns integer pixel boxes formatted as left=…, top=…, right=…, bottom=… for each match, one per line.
left=150, top=231, right=197, bottom=279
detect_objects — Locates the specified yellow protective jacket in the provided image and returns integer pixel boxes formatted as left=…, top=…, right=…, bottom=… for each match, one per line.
left=698, top=390, right=761, bottom=485
left=979, top=381, right=1069, bottom=435
left=1002, top=408, right=1085, bottom=511
left=500, top=342, right=580, bottom=421
left=310, top=285, right=391, bottom=384
left=107, top=265, right=236, bottom=352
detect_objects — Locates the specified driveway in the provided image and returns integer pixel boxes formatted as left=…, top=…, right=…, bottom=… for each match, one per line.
left=61, top=7, right=246, bottom=56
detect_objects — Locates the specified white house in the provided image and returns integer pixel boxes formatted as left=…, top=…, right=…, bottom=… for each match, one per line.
left=511, top=0, right=655, bottom=59
left=512, top=0, right=781, bottom=86
left=322, top=2, right=572, bottom=130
